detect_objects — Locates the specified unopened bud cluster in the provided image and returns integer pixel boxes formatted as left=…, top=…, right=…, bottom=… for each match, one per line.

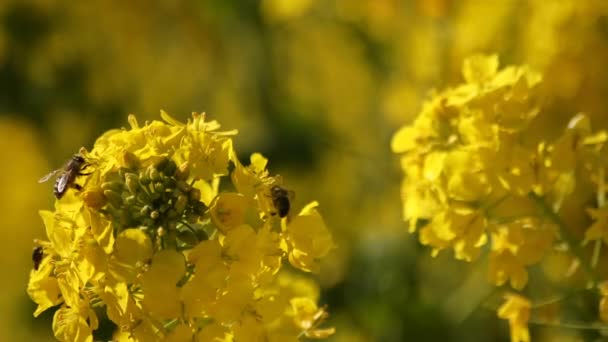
left=100, top=157, right=207, bottom=247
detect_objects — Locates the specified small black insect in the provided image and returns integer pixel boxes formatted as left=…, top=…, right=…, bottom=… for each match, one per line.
left=39, top=154, right=91, bottom=199
left=32, top=246, right=44, bottom=270
left=270, top=185, right=293, bottom=218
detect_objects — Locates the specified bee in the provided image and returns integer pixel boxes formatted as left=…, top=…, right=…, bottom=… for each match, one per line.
left=32, top=246, right=44, bottom=270
left=270, top=185, right=294, bottom=218
left=39, top=154, right=91, bottom=199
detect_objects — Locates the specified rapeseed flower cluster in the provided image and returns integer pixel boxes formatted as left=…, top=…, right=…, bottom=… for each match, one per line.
left=392, top=55, right=608, bottom=341
left=27, top=112, right=334, bottom=341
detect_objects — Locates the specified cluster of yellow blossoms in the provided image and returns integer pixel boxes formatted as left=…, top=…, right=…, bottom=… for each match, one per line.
left=392, top=55, right=608, bottom=341
left=27, top=112, right=334, bottom=341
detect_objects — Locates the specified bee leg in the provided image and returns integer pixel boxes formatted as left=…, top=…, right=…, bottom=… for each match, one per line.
left=78, top=171, right=93, bottom=176
left=72, top=183, right=83, bottom=191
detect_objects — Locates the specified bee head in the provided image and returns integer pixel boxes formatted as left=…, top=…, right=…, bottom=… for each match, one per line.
left=73, top=154, right=85, bottom=164
left=271, top=185, right=285, bottom=197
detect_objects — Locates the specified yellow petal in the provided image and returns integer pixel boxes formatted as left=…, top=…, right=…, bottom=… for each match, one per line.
left=141, top=250, right=186, bottom=319
left=209, top=193, right=250, bottom=234
left=462, top=54, right=499, bottom=83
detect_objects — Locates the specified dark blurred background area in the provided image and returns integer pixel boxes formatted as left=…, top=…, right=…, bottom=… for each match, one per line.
left=3, top=1, right=608, bottom=341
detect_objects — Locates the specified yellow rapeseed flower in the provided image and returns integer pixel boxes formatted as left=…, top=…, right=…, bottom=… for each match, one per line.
left=497, top=293, right=531, bottom=342
left=28, top=111, right=334, bottom=341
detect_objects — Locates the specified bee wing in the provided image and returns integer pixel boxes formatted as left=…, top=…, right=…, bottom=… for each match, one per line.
left=38, top=169, right=62, bottom=183
left=55, top=174, right=70, bottom=194
left=287, top=190, right=296, bottom=201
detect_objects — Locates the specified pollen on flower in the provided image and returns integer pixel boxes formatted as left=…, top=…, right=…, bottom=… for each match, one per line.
left=27, top=111, right=335, bottom=341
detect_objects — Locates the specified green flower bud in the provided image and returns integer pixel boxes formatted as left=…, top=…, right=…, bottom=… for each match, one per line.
left=153, top=182, right=165, bottom=193
left=103, top=189, right=123, bottom=207
left=155, top=158, right=170, bottom=173
left=163, top=160, right=177, bottom=176
left=148, top=165, right=160, bottom=182
left=166, top=209, right=178, bottom=219
left=101, top=181, right=123, bottom=193
left=125, top=173, right=140, bottom=194
left=177, top=180, right=191, bottom=192
left=125, top=195, right=137, bottom=206
left=189, top=188, right=201, bottom=202
left=139, top=170, right=152, bottom=186
left=174, top=195, right=188, bottom=213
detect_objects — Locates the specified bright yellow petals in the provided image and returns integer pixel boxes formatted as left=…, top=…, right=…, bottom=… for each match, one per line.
left=419, top=206, right=487, bottom=261
left=197, top=323, right=231, bottom=341
left=39, top=210, right=76, bottom=259
left=584, top=207, right=608, bottom=245
left=28, top=112, right=333, bottom=340
left=100, top=281, right=141, bottom=331
left=462, top=54, right=499, bottom=83
left=85, top=208, right=114, bottom=253
left=488, top=220, right=555, bottom=290
left=165, top=323, right=194, bottom=342
left=391, top=54, right=608, bottom=313
left=111, top=229, right=153, bottom=283
left=284, top=202, right=334, bottom=273
left=497, top=294, right=531, bottom=342
left=443, top=150, right=491, bottom=202
left=140, top=250, right=185, bottom=319
left=210, top=193, right=250, bottom=233
left=52, top=306, right=95, bottom=342
left=232, top=313, right=265, bottom=342
left=28, top=261, right=63, bottom=317
left=291, top=298, right=335, bottom=339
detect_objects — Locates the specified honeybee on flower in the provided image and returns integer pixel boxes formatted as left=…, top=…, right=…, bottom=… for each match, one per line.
left=38, top=153, right=92, bottom=199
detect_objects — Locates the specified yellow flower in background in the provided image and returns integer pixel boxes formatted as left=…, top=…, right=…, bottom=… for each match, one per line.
left=599, top=281, right=608, bottom=322
left=393, top=53, right=608, bottom=333
left=584, top=207, right=608, bottom=245
left=27, top=111, right=334, bottom=341
left=498, top=293, right=531, bottom=342
left=392, top=54, right=543, bottom=264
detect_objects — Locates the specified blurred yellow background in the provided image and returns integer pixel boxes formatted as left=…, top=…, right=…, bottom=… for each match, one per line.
left=2, top=0, right=608, bottom=340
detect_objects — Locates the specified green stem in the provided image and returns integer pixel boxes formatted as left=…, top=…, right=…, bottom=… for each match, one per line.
left=592, top=167, right=605, bottom=268
left=528, top=192, right=597, bottom=284
left=528, top=318, right=608, bottom=330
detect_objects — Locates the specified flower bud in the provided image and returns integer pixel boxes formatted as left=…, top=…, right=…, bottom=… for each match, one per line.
left=177, top=180, right=191, bottom=192
left=121, top=150, right=140, bottom=169
left=101, top=181, right=123, bottom=193
left=164, top=160, right=177, bottom=176
left=153, top=182, right=165, bottom=193
left=174, top=195, right=188, bottom=213
left=125, top=173, right=140, bottom=194
left=103, top=189, right=123, bottom=207
left=189, top=188, right=201, bottom=202
left=148, top=165, right=160, bottom=182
